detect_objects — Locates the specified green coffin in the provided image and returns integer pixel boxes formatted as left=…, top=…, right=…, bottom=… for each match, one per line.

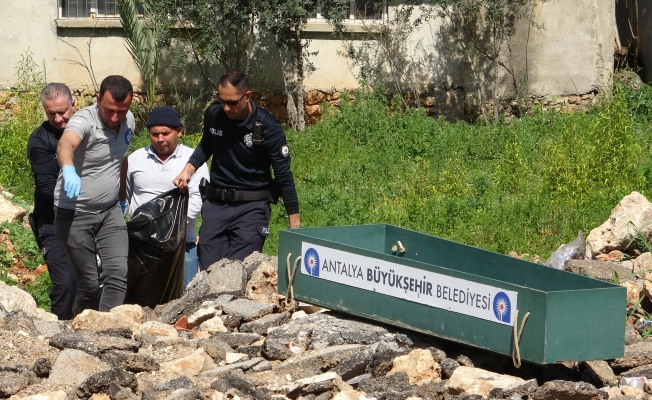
left=277, top=224, right=625, bottom=364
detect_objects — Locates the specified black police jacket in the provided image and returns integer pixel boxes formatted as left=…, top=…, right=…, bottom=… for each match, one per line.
left=188, top=100, right=299, bottom=215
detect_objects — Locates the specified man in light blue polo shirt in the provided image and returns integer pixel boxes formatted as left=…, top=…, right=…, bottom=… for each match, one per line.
left=126, top=106, right=209, bottom=289
left=54, top=75, right=135, bottom=313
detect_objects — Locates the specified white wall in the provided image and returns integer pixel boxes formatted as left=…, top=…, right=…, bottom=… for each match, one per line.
left=0, top=0, right=614, bottom=97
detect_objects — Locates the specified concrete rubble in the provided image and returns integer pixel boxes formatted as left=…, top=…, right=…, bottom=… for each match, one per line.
left=6, top=192, right=652, bottom=398
left=0, top=252, right=647, bottom=400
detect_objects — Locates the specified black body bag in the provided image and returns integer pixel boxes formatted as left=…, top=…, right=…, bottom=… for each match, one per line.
left=126, top=188, right=188, bottom=308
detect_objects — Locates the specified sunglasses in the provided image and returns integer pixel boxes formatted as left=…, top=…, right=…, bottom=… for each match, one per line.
left=217, top=92, right=247, bottom=106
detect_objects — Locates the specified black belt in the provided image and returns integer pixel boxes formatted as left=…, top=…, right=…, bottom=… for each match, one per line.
left=205, top=186, right=270, bottom=202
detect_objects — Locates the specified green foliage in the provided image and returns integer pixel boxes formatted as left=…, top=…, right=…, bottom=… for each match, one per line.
left=264, top=80, right=652, bottom=259
left=116, top=0, right=164, bottom=110
left=25, top=272, right=52, bottom=312
left=0, top=222, right=44, bottom=270
left=0, top=49, right=45, bottom=203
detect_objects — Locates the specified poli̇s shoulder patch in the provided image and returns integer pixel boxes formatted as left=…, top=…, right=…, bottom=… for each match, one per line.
left=124, top=129, right=132, bottom=145
left=281, top=145, right=290, bottom=157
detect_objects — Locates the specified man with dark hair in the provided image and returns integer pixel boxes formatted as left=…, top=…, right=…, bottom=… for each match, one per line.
left=27, top=82, right=78, bottom=320
left=126, top=106, right=209, bottom=289
left=54, top=75, right=135, bottom=313
left=173, top=69, right=301, bottom=269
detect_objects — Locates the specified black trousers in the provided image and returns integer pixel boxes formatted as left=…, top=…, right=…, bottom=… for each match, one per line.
left=36, top=218, right=77, bottom=320
left=198, top=200, right=270, bottom=269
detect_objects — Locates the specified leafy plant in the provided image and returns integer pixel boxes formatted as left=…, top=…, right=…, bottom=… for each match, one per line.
left=25, top=272, right=52, bottom=312
left=0, top=222, right=44, bottom=270
left=0, top=49, right=45, bottom=203
left=116, top=0, right=165, bottom=111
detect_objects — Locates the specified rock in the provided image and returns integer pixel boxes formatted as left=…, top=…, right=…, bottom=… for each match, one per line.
left=357, top=371, right=420, bottom=399
left=108, top=382, right=139, bottom=400
left=633, top=252, right=652, bottom=279
left=212, top=332, right=262, bottom=348
left=579, top=360, right=618, bottom=388
left=387, top=348, right=441, bottom=384
left=245, top=260, right=282, bottom=305
left=487, top=379, right=538, bottom=399
left=0, top=281, right=57, bottom=321
left=49, top=330, right=140, bottom=356
left=445, top=366, right=524, bottom=397
left=619, top=384, right=645, bottom=397
left=76, top=369, right=138, bottom=398
left=156, top=282, right=210, bottom=324
left=565, top=259, right=634, bottom=282
left=31, top=357, right=51, bottom=378
left=0, top=371, right=30, bottom=397
left=240, top=312, right=290, bottom=334
left=595, top=250, right=625, bottom=262
left=198, top=315, right=229, bottom=333
left=205, top=259, right=247, bottom=296
left=47, top=349, right=112, bottom=387
left=225, top=352, right=249, bottom=364
left=441, top=358, right=461, bottom=378
left=609, top=341, right=652, bottom=369
left=32, top=319, right=64, bottom=338
left=585, top=192, right=652, bottom=259
left=618, top=363, right=652, bottom=378
left=262, top=313, right=392, bottom=361
left=160, top=348, right=215, bottom=377
left=187, top=307, right=219, bottom=329
left=140, top=320, right=179, bottom=337
left=101, top=350, right=160, bottom=372
left=72, top=308, right=140, bottom=333
left=2, top=310, right=39, bottom=336
left=624, top=324, right=641, bottom=345
left=332, top=345, right=375, bottom=381
left=193, top=337, right=234, bottom=361
left=220, top=298, right=275, bottom=322
left=14, top=390, right=69, bottom=399
left=530, top=380, right=606, bottom=400
left=274, top=344, right=369, bottom=380
left=210, top=372, right=272, bottom=400
left=199, top=357, right=265, bottom=377
left=285, top=372, right=337, bottom=398
left=622, top=281, right=643, bottom=304
left=0, top=194, right=26, bottom=223
left=305, top=91, right=326, bottom=106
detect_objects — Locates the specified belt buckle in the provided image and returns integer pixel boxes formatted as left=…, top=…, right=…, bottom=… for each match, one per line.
left=226, top=189, right=236, bottom=202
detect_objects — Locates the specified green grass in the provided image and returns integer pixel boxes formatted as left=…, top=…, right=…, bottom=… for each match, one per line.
left=3, top=73, right=652, bottom=314
left=263, top=82, right=652, bottom=259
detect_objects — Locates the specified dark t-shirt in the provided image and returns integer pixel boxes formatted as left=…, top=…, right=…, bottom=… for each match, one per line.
left=27, top=121, right=62, bottom=220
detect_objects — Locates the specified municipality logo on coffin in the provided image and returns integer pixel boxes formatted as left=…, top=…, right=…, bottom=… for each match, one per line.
left=303, top=248, right=320, bottom=277
left=493, top=291, right=511, bottom=323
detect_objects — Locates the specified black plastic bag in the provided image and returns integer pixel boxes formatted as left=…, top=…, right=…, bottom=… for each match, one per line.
left=126, top=188, right=188, bottom=308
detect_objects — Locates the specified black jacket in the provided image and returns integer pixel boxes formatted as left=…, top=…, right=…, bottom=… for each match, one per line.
left=27, top=121, right=63, bottom=220
left=189, top=101, right=299, bottom=215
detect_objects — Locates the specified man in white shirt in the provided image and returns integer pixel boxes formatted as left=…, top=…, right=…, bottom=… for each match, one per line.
left=126, top=106, right=209, bottom=289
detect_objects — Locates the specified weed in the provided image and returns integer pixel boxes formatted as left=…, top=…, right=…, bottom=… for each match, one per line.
left=25, top=272, right=52, bottom=312
left=0, top=222, right=44, bottom=270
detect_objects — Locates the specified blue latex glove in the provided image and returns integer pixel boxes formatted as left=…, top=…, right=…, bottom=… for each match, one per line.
left=119, top=201, right=128, bottom=217
left=61, top=165, right=81, bottom=198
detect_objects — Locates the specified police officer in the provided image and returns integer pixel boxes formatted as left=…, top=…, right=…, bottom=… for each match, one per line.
left=173, top=70, right=301, bottom=269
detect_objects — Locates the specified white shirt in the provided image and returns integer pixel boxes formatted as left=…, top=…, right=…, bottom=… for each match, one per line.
left=126, top=143, right=209, bottom=243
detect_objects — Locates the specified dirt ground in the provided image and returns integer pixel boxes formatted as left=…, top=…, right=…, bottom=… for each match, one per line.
left=1, top=229, right=47, bottom=285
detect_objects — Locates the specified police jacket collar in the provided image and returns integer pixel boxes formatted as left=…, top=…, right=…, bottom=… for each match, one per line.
left=239, top=100, right=259, bottom=130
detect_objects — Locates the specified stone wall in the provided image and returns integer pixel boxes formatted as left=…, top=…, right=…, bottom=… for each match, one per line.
left=0, top=85, right=600, bottom=132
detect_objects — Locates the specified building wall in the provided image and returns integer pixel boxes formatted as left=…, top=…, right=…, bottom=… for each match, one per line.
left=1, top=0, right=614, bottom=97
